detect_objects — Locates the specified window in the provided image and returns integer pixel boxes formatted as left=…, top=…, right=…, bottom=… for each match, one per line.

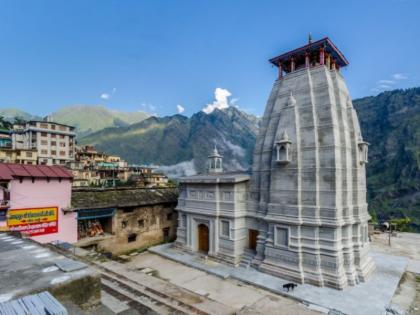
left=275, top=227, right=289, bottom=247
left=190, top=190, right=197, bottom=199
left=59, top=125, right=66, bottom=131
left=123, top=207, right=135, bottom=213
left=40, top=123, right=48, bottom=129
left=51, top=134, right=56, bottom=138
left=60, top=142, right=66, bottom=147
left=223, top=191, right=233, bottom=201
left=51, top=124, right=56, bottom=130
left=221, top=220, right=230, bottom=238
left=51, top=141, right=56, bottom=146
left=51, top=150, right=57, bottom=155
left=275, top=131, right=292, bottom=164
left=138, top=219, right=144, bottom=228
left=166, top=213, right=173, bottom=221
left=59, top=151, right=66, bottom=156
left=60, top=135, right=65, bottom=139
left=122, top=221, right=128, bottom=229
left=41, top=149, right=48, bottom=155
left=128, top=233, right=137, bottom=243
left=41, top=140, right=48, bottom=145
left=41, top=132, right=48, bottom=137
left=358, top=141, right=369, bottom=164
left=182, top=214, right=187, bottom=227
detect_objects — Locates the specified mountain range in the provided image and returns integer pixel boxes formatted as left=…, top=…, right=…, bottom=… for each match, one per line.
left=79, top=106, right=260, bottom=176
left=1, top=88, right=419, bottom=229
left=0, top=105, right=149, bottom=136
left=78, top=88, right=420, bottom=230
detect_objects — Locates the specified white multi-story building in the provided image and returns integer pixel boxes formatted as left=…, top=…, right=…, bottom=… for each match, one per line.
left=11, top=119, right=76, bottom=166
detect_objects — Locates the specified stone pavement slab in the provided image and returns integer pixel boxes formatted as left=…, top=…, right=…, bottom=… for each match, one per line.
left=149, top=244, right=408, bottom=315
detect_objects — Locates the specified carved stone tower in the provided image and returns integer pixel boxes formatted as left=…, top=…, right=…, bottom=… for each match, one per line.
left=207, top=145, right=223, bottom=174
left=247, top=37, right=375, bottom=289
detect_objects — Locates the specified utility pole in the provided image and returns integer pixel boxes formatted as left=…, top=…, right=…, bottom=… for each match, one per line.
left=388, top=224, right=392, bottom=246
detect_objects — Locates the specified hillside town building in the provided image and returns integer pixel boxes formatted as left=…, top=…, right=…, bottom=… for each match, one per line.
left=0, top=163, right=76, bottom=243
left=0, top=129, right=11, bottom=148
left=69, top=187, right=178, bottom=255
left=11, top=118, right=76, bottom=166
left=176, top=37, right=375, bottom=289
left=0, top=129, right=38, bottom=164
left=68, top=145, right=169, bottom=187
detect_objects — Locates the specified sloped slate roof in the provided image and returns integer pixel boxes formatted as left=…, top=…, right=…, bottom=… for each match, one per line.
left=0, top=163, right=73, bottom=180
left=71, top=187, right=179, bottom=210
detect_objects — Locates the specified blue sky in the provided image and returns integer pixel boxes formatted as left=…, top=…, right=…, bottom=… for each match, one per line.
left=0, top=0, right=419, bottom=117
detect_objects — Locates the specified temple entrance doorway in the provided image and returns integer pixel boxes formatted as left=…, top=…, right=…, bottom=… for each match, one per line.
left=249, top=229, right=258, bottom=251
left=198, top=224, right=209, bottom=253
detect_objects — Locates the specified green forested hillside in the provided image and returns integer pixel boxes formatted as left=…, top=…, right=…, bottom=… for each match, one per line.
left=353, top=88, right=420, bottom=230
left=51, top=105, right=149, bottom=136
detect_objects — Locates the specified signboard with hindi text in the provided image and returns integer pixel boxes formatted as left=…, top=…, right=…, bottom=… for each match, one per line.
left=7, top=207, right=58, bottom=236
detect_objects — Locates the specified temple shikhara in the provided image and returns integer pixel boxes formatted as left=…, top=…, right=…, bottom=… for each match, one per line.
left=176, top=36, right=375, bottom=289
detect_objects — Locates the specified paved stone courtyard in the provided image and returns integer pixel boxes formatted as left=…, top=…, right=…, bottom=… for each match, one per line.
left=149, top=244, right=408, bottom=315
left=126, top=251, right=322, bottom=315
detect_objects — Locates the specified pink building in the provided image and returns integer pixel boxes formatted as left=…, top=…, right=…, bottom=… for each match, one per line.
left=0, top=163, right=77, bottom=243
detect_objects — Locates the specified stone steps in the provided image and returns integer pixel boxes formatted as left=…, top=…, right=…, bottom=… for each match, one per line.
left=239, top=250, right=256, bottom=268
left=92, top=259, right=233, bottom=315
left=101, top=276, right=183, bottom=314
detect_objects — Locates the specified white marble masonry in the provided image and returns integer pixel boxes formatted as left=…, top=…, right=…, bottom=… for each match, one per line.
left=176, top=37, right=375, bottom=289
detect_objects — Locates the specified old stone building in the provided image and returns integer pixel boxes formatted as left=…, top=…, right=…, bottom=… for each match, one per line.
left=69, top=187, right=178, bottom=255
left=176, top=37, right=375, bottom=290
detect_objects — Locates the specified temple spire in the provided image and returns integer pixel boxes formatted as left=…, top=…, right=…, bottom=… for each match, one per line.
left=308, top=33, right=313, bottom=44
left=208, top=144, right=223, bottom=173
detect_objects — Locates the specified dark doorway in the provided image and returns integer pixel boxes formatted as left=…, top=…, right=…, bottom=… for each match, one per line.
left=163, top=227, right=170, bottom=242
left=249, top=229, right=258, bottom=251
left=198, top=224, right=209, bottom=253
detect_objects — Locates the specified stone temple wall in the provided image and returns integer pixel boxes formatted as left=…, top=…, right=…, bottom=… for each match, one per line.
left=249, top=65, right=375, bottom=289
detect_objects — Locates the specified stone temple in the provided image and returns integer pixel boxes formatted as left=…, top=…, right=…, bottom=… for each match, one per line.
left=175, top=36, right=376, bottom=289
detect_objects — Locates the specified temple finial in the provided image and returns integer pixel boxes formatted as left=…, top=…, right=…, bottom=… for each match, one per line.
left=213, top=144, right=219, bottom=155
left=308, top=33, right=313, bottom=44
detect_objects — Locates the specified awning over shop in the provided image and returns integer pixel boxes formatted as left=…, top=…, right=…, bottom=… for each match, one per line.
left=77, top=208, right=116, bottom=220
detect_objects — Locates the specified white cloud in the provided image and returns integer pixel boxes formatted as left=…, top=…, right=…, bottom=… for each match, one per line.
left=141, top=103, right=156, bottom=112
left=100, top=87, right=117, bottom=100
left=177, top=104, right=185, bottom=114
left=231, top=97, right=239, bottom=105
left=222, top=138, right=245, bottom=157
left=372, top=73, right=408, bottom=94
left=155, top=160, right=196, bottom=178
left=100, top=93, right=110, bottom=100
left=378, top=80, right=395, bottom=85
left=378, top=84, right=392, bottom=89
left=392, top=73, right=407, bottom=80
left=202, top=88, right=232, bottom=114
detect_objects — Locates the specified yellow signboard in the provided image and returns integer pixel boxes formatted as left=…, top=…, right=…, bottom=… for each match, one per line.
left=7, top=207, right=58, bottom=236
